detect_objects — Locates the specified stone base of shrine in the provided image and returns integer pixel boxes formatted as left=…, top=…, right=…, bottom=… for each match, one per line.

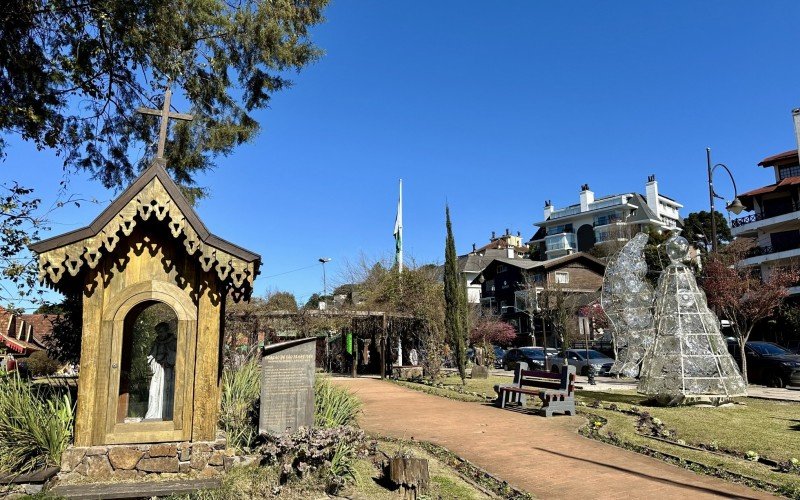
left=57, top=434, right=235, bottom=483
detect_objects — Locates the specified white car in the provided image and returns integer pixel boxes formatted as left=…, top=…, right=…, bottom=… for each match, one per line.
left=548, top=349, right=614, bottom=376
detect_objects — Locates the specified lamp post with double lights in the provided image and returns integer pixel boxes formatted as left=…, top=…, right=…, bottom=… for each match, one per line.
left=706, top=148, right=745, bottom=253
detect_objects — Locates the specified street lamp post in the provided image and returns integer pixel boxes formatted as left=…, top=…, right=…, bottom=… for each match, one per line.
left=706, top=148, right=745, bottom=252
left=319, top=257, right=331, bottom=304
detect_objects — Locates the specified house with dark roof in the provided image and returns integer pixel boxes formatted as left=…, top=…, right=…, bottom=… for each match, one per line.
left=731, top=108, right=800, bottom=292
left=458, top=230, right=529, bottom=303
left=470, top=253, right=606, bottom=345
left=530, top=176, right=682, bottom=259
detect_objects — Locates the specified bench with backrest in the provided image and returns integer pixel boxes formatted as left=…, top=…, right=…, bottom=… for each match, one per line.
left=494, top=364, right=576, bottom=417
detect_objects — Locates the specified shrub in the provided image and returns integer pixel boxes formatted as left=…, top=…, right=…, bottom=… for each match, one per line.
left=24, top=351, right=61, bottom=377
left=258, top=426, right=370, bottom=493
left=0, top=373, right=74, bottom=473
left=314, top=377, right=361, bottom=428
left=220, top=356, right=261, bottom=451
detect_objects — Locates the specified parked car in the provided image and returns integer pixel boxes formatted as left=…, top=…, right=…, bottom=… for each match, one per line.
left=786, top=340, right=800, bottom=355
left=503, top=347, right=550, bottom=371
left=727, top=341, right=800, bottom=388
left=548, top=349, right=614, bottom=376
left=493, top=346, right=506, bottom=369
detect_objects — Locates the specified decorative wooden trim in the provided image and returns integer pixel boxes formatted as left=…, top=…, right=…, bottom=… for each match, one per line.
left=34, top=176, right=256, bottom=299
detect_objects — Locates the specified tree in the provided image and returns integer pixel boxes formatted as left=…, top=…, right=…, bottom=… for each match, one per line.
left=265, top=291, right=298, bottom=312
left=470, top=318, right=516, bottom=360
left=682, top=210, right=731, bottom=252
left=45, top=293, right=82, bottom=363
left=0, top=0, right=328, bottom=201
left=443, top=206, right=468, bottom=382
left=702, top=239, right=797, bottom=384
left=351, top=257, right=446, bottom=380
left=1, top=183, right=43, bottom=307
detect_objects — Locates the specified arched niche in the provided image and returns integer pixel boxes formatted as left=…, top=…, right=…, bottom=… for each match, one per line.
left=99, top=280, right=197, bottom=445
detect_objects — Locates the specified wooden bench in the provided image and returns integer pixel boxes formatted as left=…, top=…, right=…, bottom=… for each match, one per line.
left=494, top=364, right=576, bottom=417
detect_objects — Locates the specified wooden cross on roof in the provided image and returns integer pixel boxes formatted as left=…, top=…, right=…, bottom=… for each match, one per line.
left=137, top=85, right=193, bottom=159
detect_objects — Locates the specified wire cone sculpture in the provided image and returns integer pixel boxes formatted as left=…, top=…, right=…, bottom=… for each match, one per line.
left=637, top=235, right=747, bottom=404
left=601, top=232, right=655, bottom=377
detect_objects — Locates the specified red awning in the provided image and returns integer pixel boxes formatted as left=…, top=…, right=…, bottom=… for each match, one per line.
left=0, top=333, right=39, bottom=354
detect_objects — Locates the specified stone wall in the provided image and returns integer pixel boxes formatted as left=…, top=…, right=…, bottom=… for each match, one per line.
left=59, top=434, right=235, bottom=483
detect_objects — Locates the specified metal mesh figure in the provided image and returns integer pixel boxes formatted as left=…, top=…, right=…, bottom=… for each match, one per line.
left=637, top=235, right=747, bottom=403
left=601, top=233, right=655, bottom=377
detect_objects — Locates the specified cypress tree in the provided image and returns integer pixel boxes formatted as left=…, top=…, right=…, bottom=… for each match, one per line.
left=444, top=205, right=468, bottom=382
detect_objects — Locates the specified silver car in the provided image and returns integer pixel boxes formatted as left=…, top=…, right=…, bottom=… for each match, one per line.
left=549, top=349, right=614, bottom=376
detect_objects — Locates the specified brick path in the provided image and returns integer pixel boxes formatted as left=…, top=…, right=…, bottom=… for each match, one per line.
left=332, top=377, right=774, bottom=499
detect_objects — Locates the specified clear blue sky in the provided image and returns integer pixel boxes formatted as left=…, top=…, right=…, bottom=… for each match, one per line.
left=3, top=1, right=800, bottom=307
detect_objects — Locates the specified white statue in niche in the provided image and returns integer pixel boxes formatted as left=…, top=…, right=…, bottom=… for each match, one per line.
left=144, top=322, right=177, bottom=420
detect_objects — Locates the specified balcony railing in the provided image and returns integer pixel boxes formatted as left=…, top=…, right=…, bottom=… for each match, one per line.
left=731, top=200, right=800, bottom=228
left=746, top=245, right=775, bottom=257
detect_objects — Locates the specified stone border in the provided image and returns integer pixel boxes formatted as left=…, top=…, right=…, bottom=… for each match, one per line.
left=58, top=435, right=232, bottom=483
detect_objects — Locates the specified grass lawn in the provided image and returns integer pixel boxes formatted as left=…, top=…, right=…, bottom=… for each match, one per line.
left=393, top=374, right=800, bottom=497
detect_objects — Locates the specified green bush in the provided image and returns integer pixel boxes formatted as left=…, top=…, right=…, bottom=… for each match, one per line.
left=314, top=377, right=362, bottom=428
left=0, top=373, right=74, bottom=474
left=24, top=350, right=61, bottom=377
left=220, top=356, right=261, bottom=451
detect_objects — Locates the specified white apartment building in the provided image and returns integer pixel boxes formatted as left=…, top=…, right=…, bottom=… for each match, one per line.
left=731, top=109, right=800, bottom=292
left=531, top=176, right=683, bottom=259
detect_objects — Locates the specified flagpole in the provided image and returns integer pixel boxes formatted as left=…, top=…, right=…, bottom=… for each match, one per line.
left=398, top=179, right=403, bottom=274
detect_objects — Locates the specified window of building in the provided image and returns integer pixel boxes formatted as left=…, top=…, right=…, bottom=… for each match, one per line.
left=546, top=223, right=573, bottom=236
left=593, top=212, right=622, bottom=226
left=779, top=164, right=800, bottom=180
left=555, top=271, right=569, bottom=284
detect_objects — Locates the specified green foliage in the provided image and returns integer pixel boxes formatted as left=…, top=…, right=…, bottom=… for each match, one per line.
left=642, top=229, right=674, bottom=286
left=682, top=210, right=732, bottom=251
left=327, top=440, right=360, bottom=491
left=0, top=183, right=44, bottom=306
left=220, top=356, right=261, bottom=451
left=0, top=0, right=328, bottom=199
left=443, top=206, right=468, bottom=382
left=0, top=373, right=74, bottom=474
left=265, top=291, right=299, bottom=312
left=45, top=293, right=82, bottom=363
left=314, top=377, right=361, bottom=428
left=24, top=350, right=61, bottom=377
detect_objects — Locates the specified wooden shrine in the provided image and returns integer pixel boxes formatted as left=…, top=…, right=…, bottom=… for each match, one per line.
left=30, top=159, right=260, bottom=446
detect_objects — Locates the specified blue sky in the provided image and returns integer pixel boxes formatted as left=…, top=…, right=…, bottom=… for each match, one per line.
left=3, top=1, right=800, bottom=307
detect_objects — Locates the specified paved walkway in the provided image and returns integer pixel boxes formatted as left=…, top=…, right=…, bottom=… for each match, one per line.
left=332, top=377, right=774, bottom=499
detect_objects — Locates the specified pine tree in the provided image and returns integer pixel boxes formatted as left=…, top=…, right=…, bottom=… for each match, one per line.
left=444, top=205, right=468, bottom=382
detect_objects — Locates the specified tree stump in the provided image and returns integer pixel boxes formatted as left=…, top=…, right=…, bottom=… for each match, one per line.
left=388, top=457, right=429, bottom=499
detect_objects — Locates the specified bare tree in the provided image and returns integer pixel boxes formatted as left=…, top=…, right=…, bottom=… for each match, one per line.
left=702, top=239, right=798, bottom=384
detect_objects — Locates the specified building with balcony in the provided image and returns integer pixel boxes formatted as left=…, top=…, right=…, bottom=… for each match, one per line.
left=730, top=109, right=800, bottom=288
left=530, top=176, right=683, bottom=259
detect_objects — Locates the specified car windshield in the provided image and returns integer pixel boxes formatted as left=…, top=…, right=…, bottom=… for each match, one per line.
left=519, top=348, right=545, bottom=359
left=749, top=343, right=790, bottom=356
left=574, top=350, right=608, bottom=360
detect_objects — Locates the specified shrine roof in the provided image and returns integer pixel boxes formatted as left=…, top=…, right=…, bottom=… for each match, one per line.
left=31, top=160, right=259, bottom=263
left=30, top=160, right=260, bottom=296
